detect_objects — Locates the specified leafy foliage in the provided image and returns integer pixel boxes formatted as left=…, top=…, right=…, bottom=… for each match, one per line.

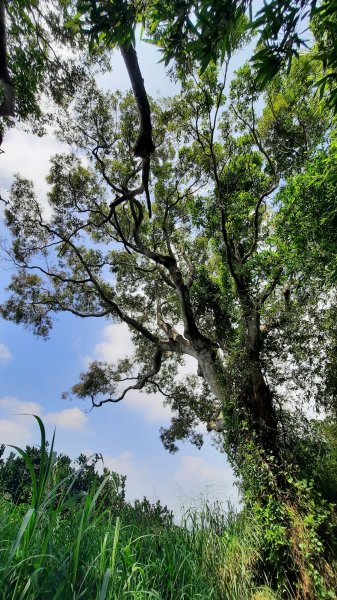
left=276, top=131, right=337, bottom=283
left=140, top=1, right=337, bottom=109
left=0, top=0, right=105, bottom=140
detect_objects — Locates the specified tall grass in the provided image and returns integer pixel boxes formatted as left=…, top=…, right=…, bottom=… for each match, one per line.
left=0, top=418, right=281, bottom=599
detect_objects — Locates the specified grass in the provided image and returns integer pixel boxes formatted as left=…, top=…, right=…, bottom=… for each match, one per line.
left=0, top=418, right=281, bottom=599
left=0, top=496, right=279, bottom=600
left=1, top=423, right=336, bottom=599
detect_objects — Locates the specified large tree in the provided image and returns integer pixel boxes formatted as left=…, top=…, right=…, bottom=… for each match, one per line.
left=1, top=2, right=337, bottom=595
left=1, top=56, right=329, bottom=460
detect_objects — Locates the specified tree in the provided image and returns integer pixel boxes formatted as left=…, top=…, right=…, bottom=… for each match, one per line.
left=0, top=53, right=329, bottom=456
left=1, top=2, right=337, bottom=594
left=0, top=443, right=126, bottom=510
left=0, top=441, right=174, bottom=528
left=1, top=54, right=328, bottom=451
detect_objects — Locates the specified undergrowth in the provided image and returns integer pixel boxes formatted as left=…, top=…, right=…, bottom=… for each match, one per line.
left=0, top=417, right=335, bottom=599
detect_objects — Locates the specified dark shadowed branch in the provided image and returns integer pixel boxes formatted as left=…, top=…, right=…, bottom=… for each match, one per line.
left=120, top=43, right=155, bottom=217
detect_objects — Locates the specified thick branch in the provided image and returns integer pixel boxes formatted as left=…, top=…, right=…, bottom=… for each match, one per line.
left=120, top=43, right=154, bottom=157
left=258, top=268, right=283, bottom=307
left=156, top=294, right=193, bottom=354
left=129, top=200, right=208, bottom=346
left=220, top=208, right=244, bottom=291
left=120, top=43, right=155, bottom=216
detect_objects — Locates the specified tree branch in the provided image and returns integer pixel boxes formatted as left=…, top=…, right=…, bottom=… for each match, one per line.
left=91, top=347, right=163, bottom=408
left=258, top=268, right=283, bottom=307
left=120, top=42, right=155, bottom=216
left=220, top=208, right=244, bottom=291
left=156, top=293, right=192, bottom=353
left=242, top=184, right=278, bottom=263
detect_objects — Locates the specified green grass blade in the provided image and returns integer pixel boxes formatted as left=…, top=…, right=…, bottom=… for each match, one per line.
left=111, top=516, right=121, bottom=574
left=99, top=568, right=111, bottom=600
left=87, top=474, right=111, bottom=520
left=40, top=427, right=57, bottom=503
left=72, top=493, right=91, bottom=586
left=18, top=577, right=31, bottom=600
left=8, top=508, right=35, bottom=562
left=99, top=531, right=109, bottom=577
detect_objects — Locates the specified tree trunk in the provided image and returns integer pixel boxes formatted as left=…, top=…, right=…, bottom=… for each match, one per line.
left=242, top=301, right=279, bottom=450
left=195, top=334, right=279, bottom=450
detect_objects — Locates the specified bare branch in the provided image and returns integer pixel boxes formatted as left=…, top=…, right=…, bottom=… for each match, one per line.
left=91, top=347, right=163, bottom=408
left=56, top=303, right=110, bottom=319
left=120, top=43, right=155, bottom=217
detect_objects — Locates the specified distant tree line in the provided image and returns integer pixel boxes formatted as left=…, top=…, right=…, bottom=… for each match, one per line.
left=0, top=444, right=173, bottom=528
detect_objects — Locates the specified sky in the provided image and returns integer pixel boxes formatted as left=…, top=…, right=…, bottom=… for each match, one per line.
left=0, top=32, right=259, bottom=517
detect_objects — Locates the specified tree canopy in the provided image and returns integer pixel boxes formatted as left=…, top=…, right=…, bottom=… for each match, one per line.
left=1, top=54, right=333, bottom=454
left=2, top=1, right=337, bottom=136
left=71, top=1, right=337, bottom=106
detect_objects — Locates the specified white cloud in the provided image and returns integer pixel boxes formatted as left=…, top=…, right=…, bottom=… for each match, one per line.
left=0, top=419, right=34, bottom=447
left=0, top=128, right=67, bottom=220
left=103, top=451, right=136, bottom=478
left=0, top=343, right=12, bottom=361
left=0, top=396, right=42, bottom=416
left=0, top=397, right=44, bottom=448
left=44, top=407, right=88, bottom=430
left=95, top=322, right=134, bottom=364
left=100, top=450, right=151, bottom=502
left=0, top=397, right=88, bottom=455
left=123, top=390, right=172, bottom=423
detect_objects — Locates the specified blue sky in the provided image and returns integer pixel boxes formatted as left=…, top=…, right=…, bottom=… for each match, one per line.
left=0, top=35, right=258, bottom=516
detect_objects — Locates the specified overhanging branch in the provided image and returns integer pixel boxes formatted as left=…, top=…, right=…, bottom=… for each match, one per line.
left=120, top=42, right=155, bottom=217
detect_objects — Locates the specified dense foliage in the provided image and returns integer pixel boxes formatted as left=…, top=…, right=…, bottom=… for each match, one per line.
left=0, top=443, right=127, bottom=512
left=0, top=0, right=94, bottom=142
